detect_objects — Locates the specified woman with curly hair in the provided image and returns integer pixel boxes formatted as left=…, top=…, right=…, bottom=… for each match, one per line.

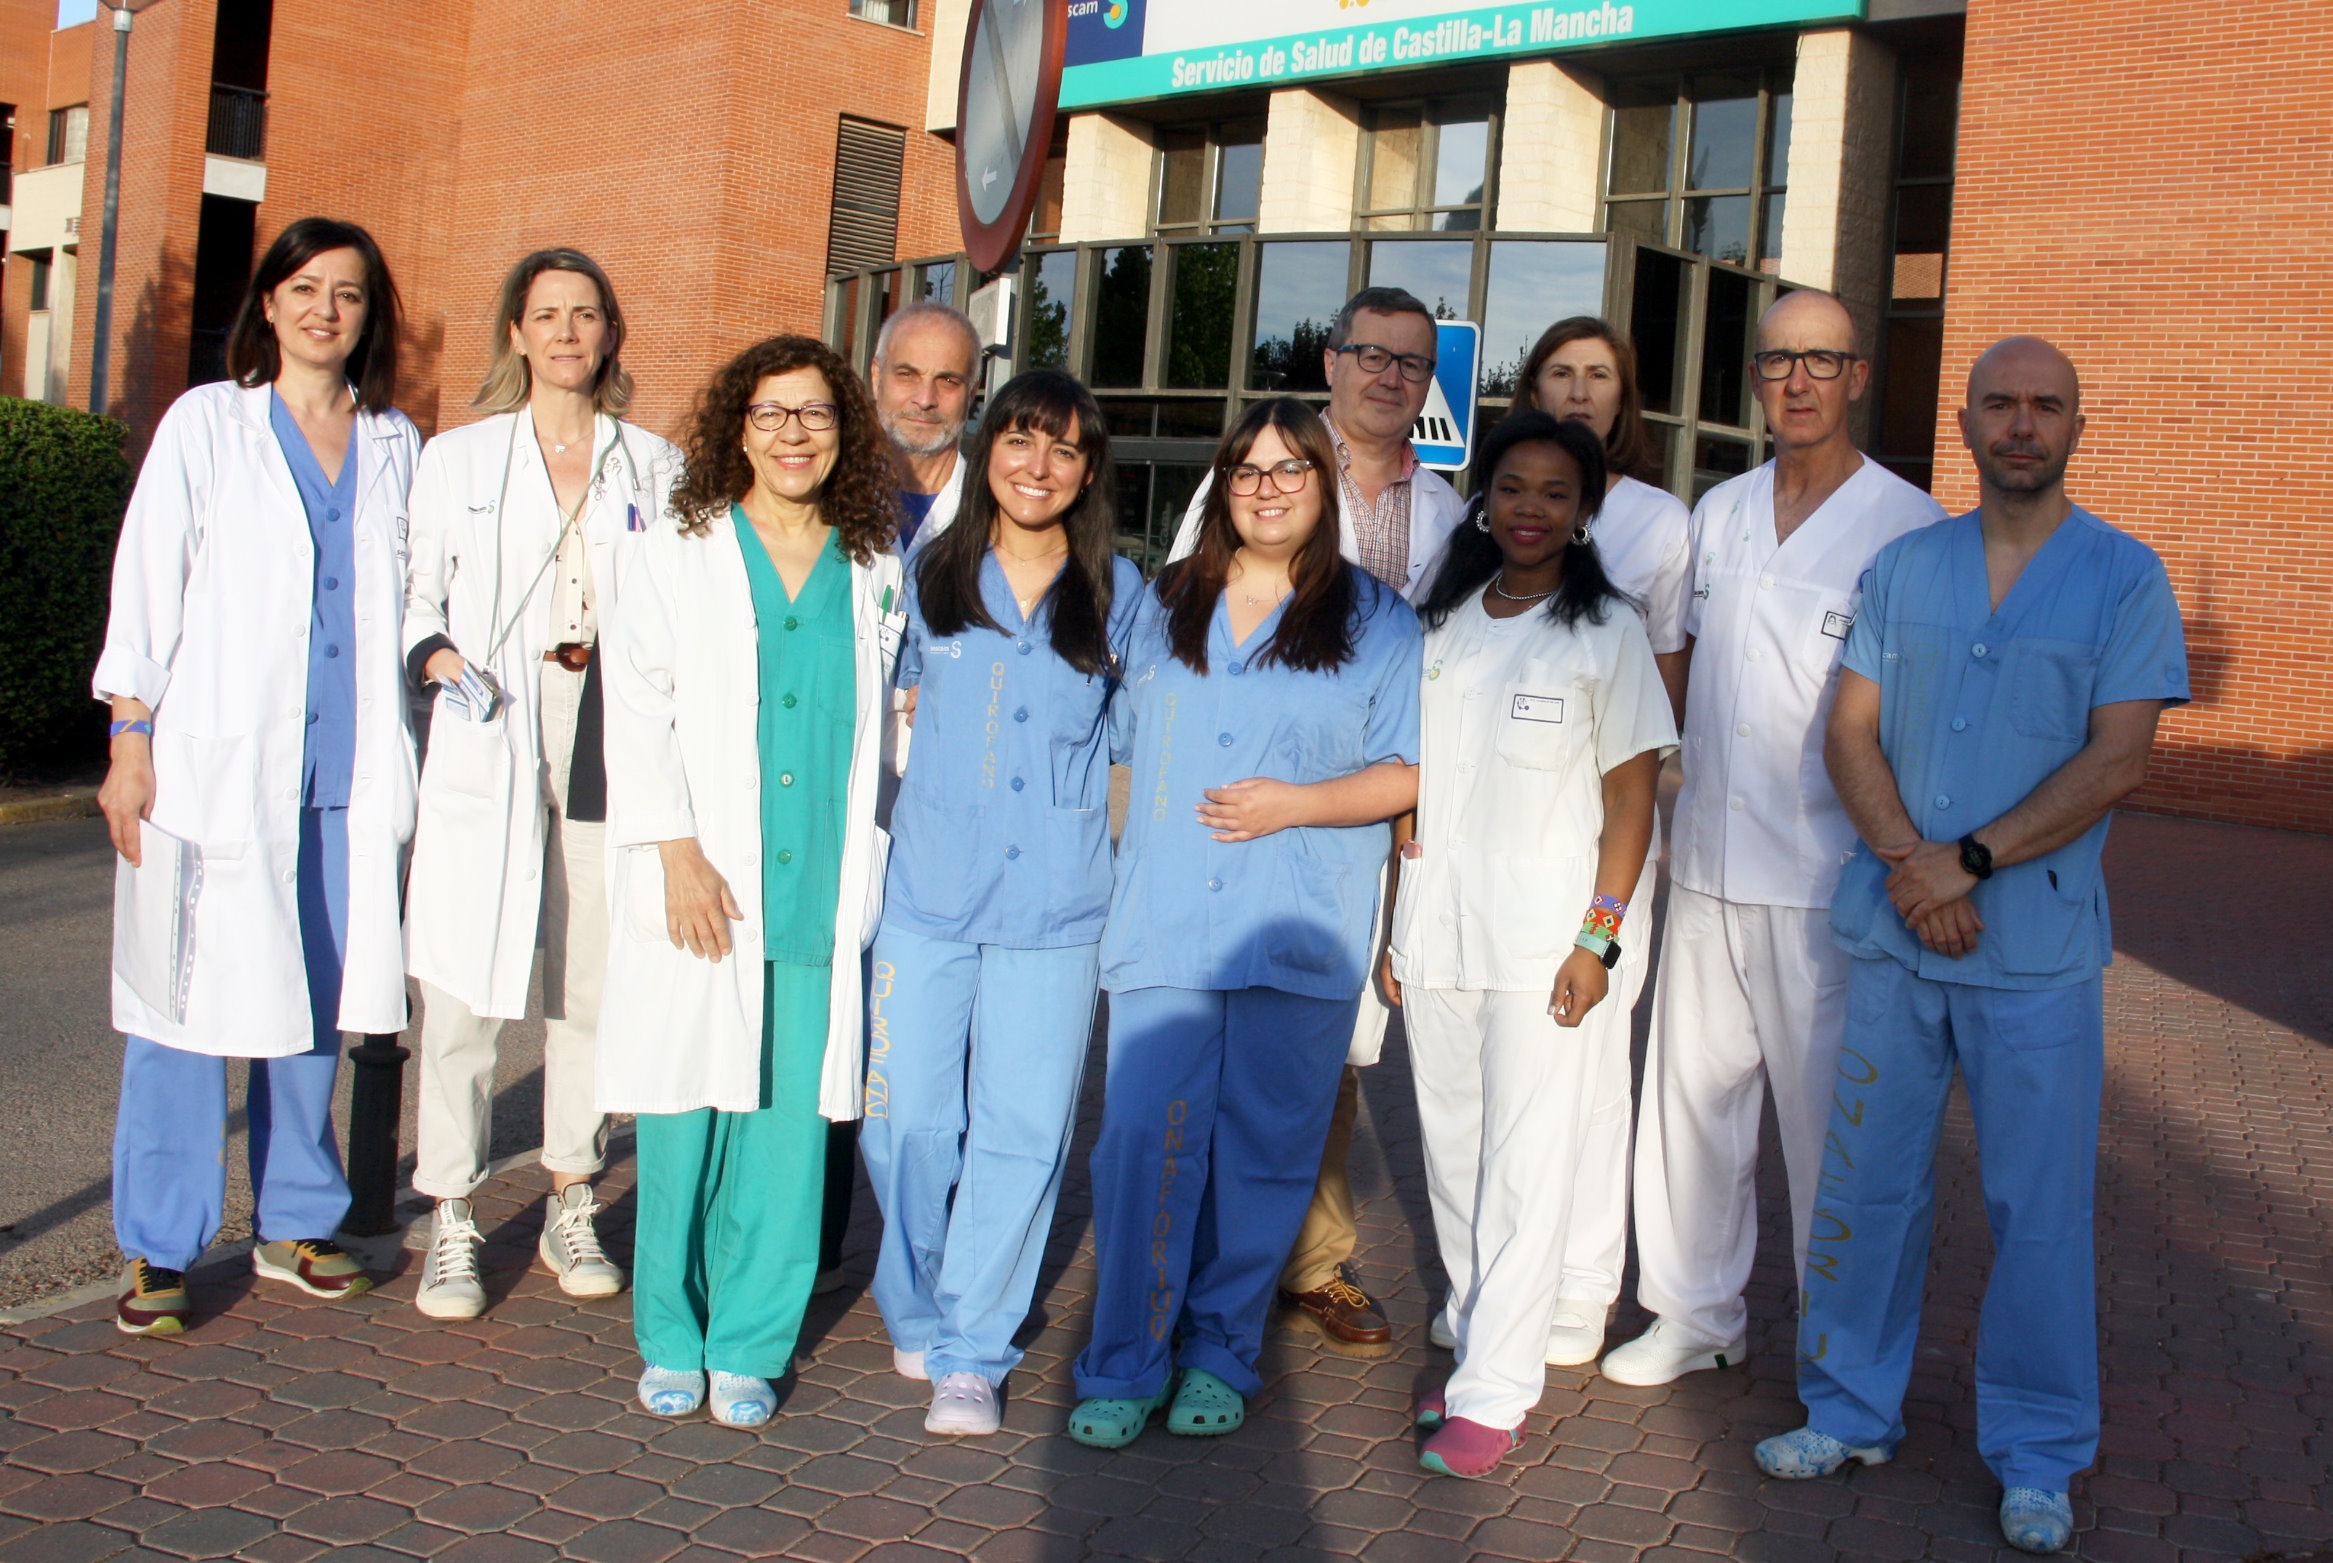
left=597, top=335, right=905, bottom=1427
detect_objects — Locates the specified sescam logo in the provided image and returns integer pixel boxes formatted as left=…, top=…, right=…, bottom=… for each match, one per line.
left=1104, top=0, right=1126, bottom=27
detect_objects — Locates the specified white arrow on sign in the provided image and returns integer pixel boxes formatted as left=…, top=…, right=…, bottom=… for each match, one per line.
left=983, top=167, right=999, bottom=189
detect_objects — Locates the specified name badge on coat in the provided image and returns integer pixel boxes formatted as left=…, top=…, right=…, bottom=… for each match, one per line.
left=1821, top=611, right=1854, bottom=640
left=1511, top=693, right=1565, bottom=723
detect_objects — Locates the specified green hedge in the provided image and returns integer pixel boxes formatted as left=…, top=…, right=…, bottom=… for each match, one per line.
left=0, top=398, right=132, bottom=781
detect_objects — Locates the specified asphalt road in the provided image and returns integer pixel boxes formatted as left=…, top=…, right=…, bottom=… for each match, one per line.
left=0, top=815, right=557, bottom=1310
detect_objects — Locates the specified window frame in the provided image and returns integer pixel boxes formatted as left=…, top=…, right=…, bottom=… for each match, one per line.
left=1869, top=53, right=1961, bottom=492
left=46, top=103, right=89, bottom=166
left=1351, top=95, right=1502, bottom=233
left=1601, top=71, right=1792, bottom=273
left=1149, top=117, right=1267, bottom=238
left=844, top=0, right=917, bottom=29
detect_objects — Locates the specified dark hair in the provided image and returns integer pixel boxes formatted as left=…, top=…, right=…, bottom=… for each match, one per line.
left=670, top=335, right=895, bottom=564
left=227, top=217, right=402, bottom=413
left=1508, top=316, right=1656, bottom=482
left=1329, top=286, right=1437, bottom=350
left=1156, top=397, right=1358, bottom=676
left=1419, top=412, right=1635, bottom=632
left=915, top=370, right=1119, bottom=677
left=474, top=248, right=633, bottom=415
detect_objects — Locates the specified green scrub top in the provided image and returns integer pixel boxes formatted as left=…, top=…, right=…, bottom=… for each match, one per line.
left=732, top=505, right=856, bottom=964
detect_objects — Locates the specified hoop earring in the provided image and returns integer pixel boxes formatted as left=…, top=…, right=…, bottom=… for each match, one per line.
left=1572, top=524, right=1593, bottom=545
left=1473, top=513, right=1491, bottom=533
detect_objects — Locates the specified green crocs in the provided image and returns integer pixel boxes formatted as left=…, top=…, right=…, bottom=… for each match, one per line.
left=1166, top=1367, right=1245, bottom=1436
left=1067, top=1382, right=1174, bottom=1449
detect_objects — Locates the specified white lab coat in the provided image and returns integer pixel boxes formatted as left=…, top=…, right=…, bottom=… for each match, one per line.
left=1670, top=457, right=1947, bottom=910
left=94, top=381, right=420, bottom=1057
left=597, top=509, right=905, bottom=1119
left=401, top=410, right=681, bottom=1019
left=899, top=453, right=967, bottom=559
left=1165, top=445, right=1464, bottom=1066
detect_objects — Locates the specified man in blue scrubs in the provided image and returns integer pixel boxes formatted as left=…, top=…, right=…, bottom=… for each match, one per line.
left=1754, top=337, right=2188, bottom=1555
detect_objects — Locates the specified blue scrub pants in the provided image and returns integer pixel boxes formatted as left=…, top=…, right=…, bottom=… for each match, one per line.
left=1074, top=984, right=1358, bottom=1401
left=859, top=925, right=1100, bottom=1384
left=113, top=806, right=353, bottom=1271
left=1798, top=955, right=2105, bottom=1491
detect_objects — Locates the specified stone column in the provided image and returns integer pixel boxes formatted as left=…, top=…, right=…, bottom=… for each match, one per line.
left=1058, top=112, right=1157, bottom=244
left=1257, top=87, right=1362, bottom=233
left=1495, top=59, right=1606, bottom=233
left=1780, top=28, right=1899, bottom=360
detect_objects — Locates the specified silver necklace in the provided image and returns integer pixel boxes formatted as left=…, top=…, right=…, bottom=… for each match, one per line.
left=1488, top=574, right=1556, bottom=603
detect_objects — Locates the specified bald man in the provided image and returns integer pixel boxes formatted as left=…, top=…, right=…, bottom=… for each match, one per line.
left=1754, top=338, right=2187, bottom=1556
left=1605, top=291, right=1946, bottom=1388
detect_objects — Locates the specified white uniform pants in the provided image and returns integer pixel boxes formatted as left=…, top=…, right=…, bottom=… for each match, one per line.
left=413, top=665, right=610, bottom=1200
left=1555, top=853, right=1658, bottom=1313
left=1630, top=884, right=1850, bottom=1345
left=1408, top=983, right=1630, bottom=1429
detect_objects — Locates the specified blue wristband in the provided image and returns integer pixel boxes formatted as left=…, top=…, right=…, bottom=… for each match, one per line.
left=109, top=719, right=154, bottom=739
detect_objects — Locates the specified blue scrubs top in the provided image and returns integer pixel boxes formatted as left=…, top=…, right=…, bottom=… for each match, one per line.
left=885, top=551, right=1145, bottom=949
left=1101, top=566, right=1424, bottom=1001
left=268, top=390, right=360, bottom=807
left=1830, top=507, right=2188, bottom=989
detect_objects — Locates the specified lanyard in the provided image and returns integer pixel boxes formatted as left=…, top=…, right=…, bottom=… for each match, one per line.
left=482, top=415, right=625, bottom=670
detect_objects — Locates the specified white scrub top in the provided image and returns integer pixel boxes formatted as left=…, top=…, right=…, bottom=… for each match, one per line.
left=1391, top=591, right=1677, bottom=992
left=1670, top=456, right=1947, bottom=910
left=1593, top=476, right=1692, bottom=656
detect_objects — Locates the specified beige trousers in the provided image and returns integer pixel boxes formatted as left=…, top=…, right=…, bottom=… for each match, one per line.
left=1278, top=1065, right=1362, bottom=1294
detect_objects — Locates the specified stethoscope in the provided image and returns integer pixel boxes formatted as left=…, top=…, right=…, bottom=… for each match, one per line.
left=477, top=411, right=643, bottom=672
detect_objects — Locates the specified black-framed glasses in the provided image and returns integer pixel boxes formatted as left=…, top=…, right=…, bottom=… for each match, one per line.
left=747, top=400, right=839, bottom=432
left=1225, top=458, right=1316, bottom=496
left=1334, top=343, right=1437, bottom=384
left=1750, top=349, right=1861, bottom=383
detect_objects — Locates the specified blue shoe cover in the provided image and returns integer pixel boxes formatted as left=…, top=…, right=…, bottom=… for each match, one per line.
left=2000, top=1488, right=2073, bottom=1554
left=638, top=1364, right=704, bottom=1417
left=1753, top=1424, right=1894, bottom=1479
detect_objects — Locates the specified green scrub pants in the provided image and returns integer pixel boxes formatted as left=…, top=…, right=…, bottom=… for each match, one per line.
left=633, top=960, right=831, bottom=1379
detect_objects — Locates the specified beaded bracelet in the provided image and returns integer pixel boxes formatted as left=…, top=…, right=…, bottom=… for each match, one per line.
left=109, top=719, right=154, bottom=739
left=1574, top=893, right=1629, bottom=958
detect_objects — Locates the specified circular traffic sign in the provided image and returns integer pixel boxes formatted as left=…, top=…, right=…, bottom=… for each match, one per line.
left=955, top=0, right=1067, bottom=272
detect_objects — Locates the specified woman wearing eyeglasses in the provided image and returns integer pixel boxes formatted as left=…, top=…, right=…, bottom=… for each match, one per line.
left=858, top=369, right=1141, bottom=1438
left=598, top=336, right=904, bottom=1427
left=1067, top=397, right=1422, bottom=1449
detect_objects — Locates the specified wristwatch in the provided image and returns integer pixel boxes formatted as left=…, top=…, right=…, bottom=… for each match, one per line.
left=1597, top=939, right=1623, bottom=970
left=1957, top=833, right=1994, bottom=881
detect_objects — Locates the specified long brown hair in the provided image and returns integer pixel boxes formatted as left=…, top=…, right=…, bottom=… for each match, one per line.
left=1509, top=316, right=1656, bottom=481
left=669, top=335, right=896, bottom=564
left=1155, top=397, right=1356, bottom=676
left=472, top=248, right=633, bottom=416
left=227, top=217, right=402, bottom=413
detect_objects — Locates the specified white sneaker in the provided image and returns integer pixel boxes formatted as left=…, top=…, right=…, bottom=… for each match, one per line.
left=415, top=1200, right=486, bottom=1320
left=1599, top=1317, right=1748, bottom=1386
left=925, top=1372, right=1001, bottom=1436
left=893, top=1347, right=928, bottom=1381
left=539, top=1185, right=624, bottom=1298
left=1545, top=1299, right=1608, bottom=1368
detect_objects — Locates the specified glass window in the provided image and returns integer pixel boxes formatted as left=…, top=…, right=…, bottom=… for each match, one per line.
left=1091, top=245, right=1152, bottom=388
left=1692, top=435, right=1752, bottom=502
left=1356, top=100, right=1496, bottom=232
left=1023, top=250, right=1075, bottom=370
left=1367, top=239, right=1471, bottom=322
left=1479, top=241, right=1606, bottom=398
left=46, top=104, right=88, bottom=165
left=29, top=252, right=52, bottom=312
left=1699, top=267, right=1755, bottom=428
left=1871, top=54, right=1961, bottom=491
left=1029, top=150, right=1067, bottom=243
left=1630, top=248, right=1688, bottom=418
left=1251, top=240, right=1349, bottom=394
left=917, top=260, right=957, bottom=305
left=1605, top=72, right=1791, bottom=267
left=1156, top=121, right=1265, bottom=236
left=847, top=0, right=915, bottom=26
left=1165, top=243, right=1238, bottom=389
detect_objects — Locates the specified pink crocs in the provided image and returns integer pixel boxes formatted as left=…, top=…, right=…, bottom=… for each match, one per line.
left=1419, top=1414, right=1524, bottom=1478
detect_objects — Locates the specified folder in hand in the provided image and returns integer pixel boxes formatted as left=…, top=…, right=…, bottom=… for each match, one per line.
left=113, top=822, right=203, bottom=1025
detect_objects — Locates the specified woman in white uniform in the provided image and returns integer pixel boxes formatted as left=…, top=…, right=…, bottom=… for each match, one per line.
left=402, top=249, right=680, bottom=1320
left=96, top=217, right=419, bottom=1334
left=1489, top=315, right=1693, bottom=1367
left=1384, top=413, right=1675, bottom=1477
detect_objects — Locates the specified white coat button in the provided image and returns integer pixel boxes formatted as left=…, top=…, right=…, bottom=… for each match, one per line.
left=1972, top=643, right=1988, bottom=658
left=1759, top=574, right=1775, bottom=590
left=1746, top=648, right=1763, bottom=662
left=1736, top=722, right=1751, bottom=737
left=282, top=870, right=295, bottom=884
left=1729, top=796, right=1746, bottom=811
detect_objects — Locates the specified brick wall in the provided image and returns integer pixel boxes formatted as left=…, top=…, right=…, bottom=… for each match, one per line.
left=0, top=0, right=53, bottom=397
left=1940, top=0, right=2333, bottom=833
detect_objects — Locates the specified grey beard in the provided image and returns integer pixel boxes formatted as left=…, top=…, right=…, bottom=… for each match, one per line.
left=886, top=420, right=961, bottom=457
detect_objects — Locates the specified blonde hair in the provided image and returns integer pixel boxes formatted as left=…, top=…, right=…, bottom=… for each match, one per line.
left=472, top=248, right=634, bottom=416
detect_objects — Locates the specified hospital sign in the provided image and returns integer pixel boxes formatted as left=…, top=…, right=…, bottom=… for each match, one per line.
left=1063, top=0, right=1866, bottom=109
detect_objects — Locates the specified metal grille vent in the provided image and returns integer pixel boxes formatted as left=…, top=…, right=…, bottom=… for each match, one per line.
left=827, top=117, right=907, bottom=278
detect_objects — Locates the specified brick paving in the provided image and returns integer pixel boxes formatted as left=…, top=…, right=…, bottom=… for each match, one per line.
left=1, top=811, right=2327, bottom=1562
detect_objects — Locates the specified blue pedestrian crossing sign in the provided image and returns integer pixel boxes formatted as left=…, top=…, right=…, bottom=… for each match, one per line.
left=1412, top=320, right=1481, bottom=473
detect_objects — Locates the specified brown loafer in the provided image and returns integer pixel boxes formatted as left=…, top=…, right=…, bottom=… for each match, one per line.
left=1279, top=1272, right=1393, bottom=1358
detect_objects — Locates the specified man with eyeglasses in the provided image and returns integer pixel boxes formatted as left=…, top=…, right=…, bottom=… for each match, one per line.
left=871, top=301, right=981, bottom=555
left=1167, top=285, right=1467, bottom=1358
left=1605, top=290, right=1946, bottom=1389
left=1756, top=338, right=2185, bottom=1556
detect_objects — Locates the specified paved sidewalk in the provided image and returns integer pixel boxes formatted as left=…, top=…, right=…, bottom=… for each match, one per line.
left=1, top=811, right=2327, bottom=1562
